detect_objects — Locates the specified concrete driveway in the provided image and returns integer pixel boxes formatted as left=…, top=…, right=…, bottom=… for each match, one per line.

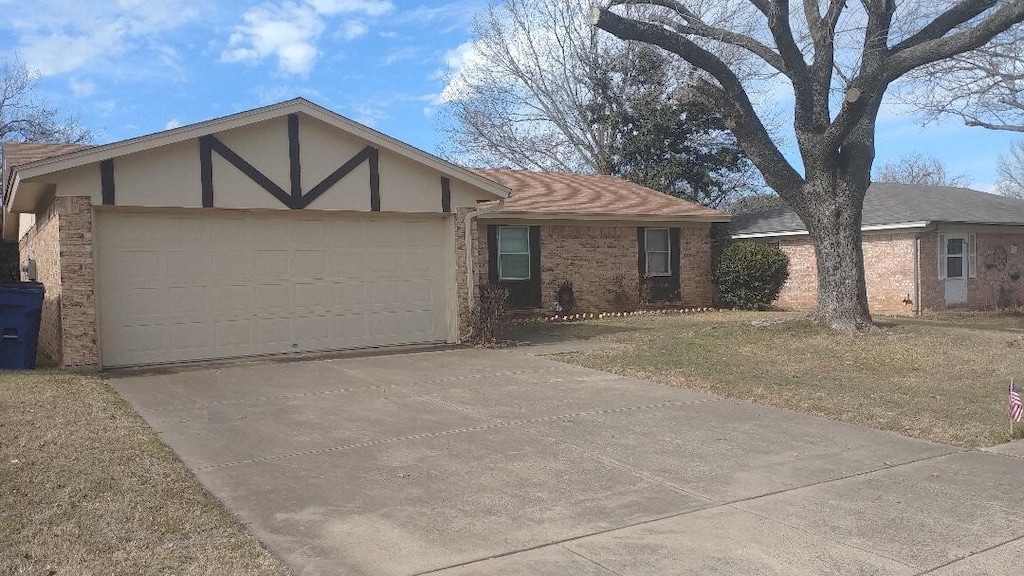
left=112, top=346, right=1024, bottom=576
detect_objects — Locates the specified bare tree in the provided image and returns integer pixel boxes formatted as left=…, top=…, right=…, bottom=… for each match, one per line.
left=438, top=0, right=757, bottom=206
left=592, top=1, right=1024, bottom=332
left=0, top=58, right=93, bottom=145
left=903, top=27, right=1024, bottom=133
left=997, top=140, right=1024, bottom=199
left=874, top=153, right=970, bottom=187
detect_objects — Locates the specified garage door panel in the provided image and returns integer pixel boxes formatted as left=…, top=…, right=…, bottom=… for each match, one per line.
left=168, top=323, right=212, bottom=351
left=292, top=250, right=330, bottom=280
left=98, top=212, right=450, bottom=367
left=254, top=250, right=290, bottom=281
left=165, top=251, right=211, bottom=283
left=214, top=320, right=255, bottom=347
left=330, top=250, right=365, bottom=279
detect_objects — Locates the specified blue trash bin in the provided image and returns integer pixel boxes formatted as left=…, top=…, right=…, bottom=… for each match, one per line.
left=0, top=282, right=45, bottom=369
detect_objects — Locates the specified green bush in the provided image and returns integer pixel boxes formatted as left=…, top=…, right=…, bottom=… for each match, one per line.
left=714, top=241, right=789, bottom=309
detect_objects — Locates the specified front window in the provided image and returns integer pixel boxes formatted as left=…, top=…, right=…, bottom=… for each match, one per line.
left=946, top=237, right=964, bottom=279
left=498, top=226, right=531, bottom=280
left=645, top=228, right=671, bottom=276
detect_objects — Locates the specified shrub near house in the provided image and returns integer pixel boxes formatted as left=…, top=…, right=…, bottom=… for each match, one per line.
left=714, top=241, right=789, bottom=309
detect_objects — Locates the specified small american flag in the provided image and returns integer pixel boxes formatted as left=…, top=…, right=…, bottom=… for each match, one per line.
left=1011, top=382, right=1024, bottom=423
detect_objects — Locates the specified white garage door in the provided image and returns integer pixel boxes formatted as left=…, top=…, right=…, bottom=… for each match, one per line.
left=96, top=211, right=451, bottom=367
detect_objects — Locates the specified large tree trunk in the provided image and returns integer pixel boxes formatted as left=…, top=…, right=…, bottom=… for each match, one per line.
left=799, top=174, right=875, bottom=332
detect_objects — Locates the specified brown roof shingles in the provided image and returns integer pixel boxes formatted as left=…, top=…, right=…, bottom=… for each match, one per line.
left=470, top=169, right=729, bottom=221
left=3, top=142, right=93, bottom=201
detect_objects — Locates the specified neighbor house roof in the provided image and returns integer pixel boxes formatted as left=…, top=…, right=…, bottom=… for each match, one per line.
left=729, top=183, right=1024, bottom=237
left=470, top=169, right=730, bottom=222
left=3, top=142, right=93, bottom=202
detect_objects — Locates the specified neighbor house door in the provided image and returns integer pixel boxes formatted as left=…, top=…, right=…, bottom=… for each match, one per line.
left=940, top=234, right=970, bottom=305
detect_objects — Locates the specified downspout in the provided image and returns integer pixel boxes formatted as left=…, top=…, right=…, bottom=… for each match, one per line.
left=465, top=200, right=505, bottom=314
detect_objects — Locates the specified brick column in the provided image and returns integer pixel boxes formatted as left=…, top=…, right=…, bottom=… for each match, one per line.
left=680, top=225, right=714, bottom=307
left=56, top=197, right=99, bottom=368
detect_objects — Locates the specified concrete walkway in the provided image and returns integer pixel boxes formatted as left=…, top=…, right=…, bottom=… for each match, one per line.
left=112, top=347, right=1024, bottom=576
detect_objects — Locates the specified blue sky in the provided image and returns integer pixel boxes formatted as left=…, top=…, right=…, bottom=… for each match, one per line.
left=2, top=0, right=1020, bottom=192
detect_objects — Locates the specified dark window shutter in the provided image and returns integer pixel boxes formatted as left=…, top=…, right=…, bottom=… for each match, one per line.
left=529, top=226, right=542, bottom=304
left=487, top=225, right=498, bottom=284
left=637, top=227, right=646, bottom=276
left=670, top=227, right=681, bottom=295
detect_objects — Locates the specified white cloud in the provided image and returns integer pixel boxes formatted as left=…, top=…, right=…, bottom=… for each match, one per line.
left=307, top=0, right=393, bottom=16
left=340, top=20, right=368, bottom=40
left=438, top=41, right=484, bottom=103
left=351, top=104, right=385, bottom=126
left=222, top=0, right=394, bottom=75
left=164, top=118, right=182, bottom=130
left=68, top=77, right=97, bottom=97
left=222, top=2, right=325, bottom=75
left=5, top=1, right=199, bottom=76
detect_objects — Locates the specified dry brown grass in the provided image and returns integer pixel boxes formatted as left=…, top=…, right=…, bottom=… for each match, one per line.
left=519, top=311, right=1024, bottom=448
left=0, top=371, right=289, bottom=576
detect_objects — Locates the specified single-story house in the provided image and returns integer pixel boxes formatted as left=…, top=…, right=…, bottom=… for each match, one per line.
left=728, top=183, right=1024, bottom=314
left=2, top=98, right=727, bottom=369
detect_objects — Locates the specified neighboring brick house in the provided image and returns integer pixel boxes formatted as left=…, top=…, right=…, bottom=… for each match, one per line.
left=1, top=99, right=727, bottom=369
left=466, top=170, right=728, bottom=316
left=729, top=184, right=1024, bottom=314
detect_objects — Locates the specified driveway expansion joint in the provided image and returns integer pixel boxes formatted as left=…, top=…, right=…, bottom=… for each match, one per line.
left=911, top=532, right=1024, bottom=575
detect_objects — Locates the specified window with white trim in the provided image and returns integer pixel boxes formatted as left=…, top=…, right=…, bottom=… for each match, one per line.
left=645, top=228, right=671, bottom=276
left=938, top=233, right=977, bottom=279
left=497, top=226, right=531, bottom=280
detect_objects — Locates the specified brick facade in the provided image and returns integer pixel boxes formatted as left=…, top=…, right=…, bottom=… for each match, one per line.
left=918, top=228, right=1024, bottom=311
left=771, top=227, right=1024, bottom=314
left=775, top=232, right=917, bottom=313
left=18, top=196, right=99, bottom=367
left=475, top=220, right=716, bottom=313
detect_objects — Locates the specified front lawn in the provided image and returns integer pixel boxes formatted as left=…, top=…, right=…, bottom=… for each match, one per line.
left=0, top=371, right=288, bottom=576
left=513, top=311, right=1024, bottom=448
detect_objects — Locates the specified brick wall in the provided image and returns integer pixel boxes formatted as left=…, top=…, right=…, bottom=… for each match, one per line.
left=475, top=220, right=716, bottom=313
left=680, top=226, right=713, bottom=307
left=918, top=228, right=1024, bottom=311
left=17, top=196, right=98, bottom=368
left=18, top=200, right=62, bottom=362
left=55, top=197, right=98, bottom=367
left=775, top=232, right=917, bottom=313
left=453, top=207, right=472, bottom=340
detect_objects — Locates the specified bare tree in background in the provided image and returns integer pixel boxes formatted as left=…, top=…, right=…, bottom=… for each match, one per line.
left=1, top=58, right=93, bottom=144
left=438, top=0, right=759, bottom=205
left=903, top=27, right=1024, bottom=133
left=874, top=153, right=970, bottom=187
left=997, top=140, right=1024, bottom=198
left=593, top=1, right=1024, bottom=332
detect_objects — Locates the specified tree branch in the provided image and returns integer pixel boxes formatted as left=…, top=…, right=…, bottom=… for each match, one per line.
left=592, top=5, right=804, bottom=195
left=615, top=0, right=789, bottom=74
left=888, top=1, right=1024, bottom=80
left=891, top=0, right=999, bottom=53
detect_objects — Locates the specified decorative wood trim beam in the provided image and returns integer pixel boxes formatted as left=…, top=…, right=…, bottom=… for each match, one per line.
left=205, top=134, right=292, bottom=207
left=200, top=136, right=214, bottom=207
left=441, top=177, right=451, bottom=213
left=369, top=147, right=380, bottom=212
left=298, top=146, right=375, bottom=209
left=100, top=159, right=115, bottom=205
left=288, top=113, right=301, bottom=201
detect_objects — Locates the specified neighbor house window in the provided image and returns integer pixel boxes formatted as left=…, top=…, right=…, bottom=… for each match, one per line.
left=938, top=233, right=977, bottom=279
left=497, top=226, right=531, bottom=280
left=946, top=237, right=965, bottom=279
left=645, top=228, right=671, bottom=276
